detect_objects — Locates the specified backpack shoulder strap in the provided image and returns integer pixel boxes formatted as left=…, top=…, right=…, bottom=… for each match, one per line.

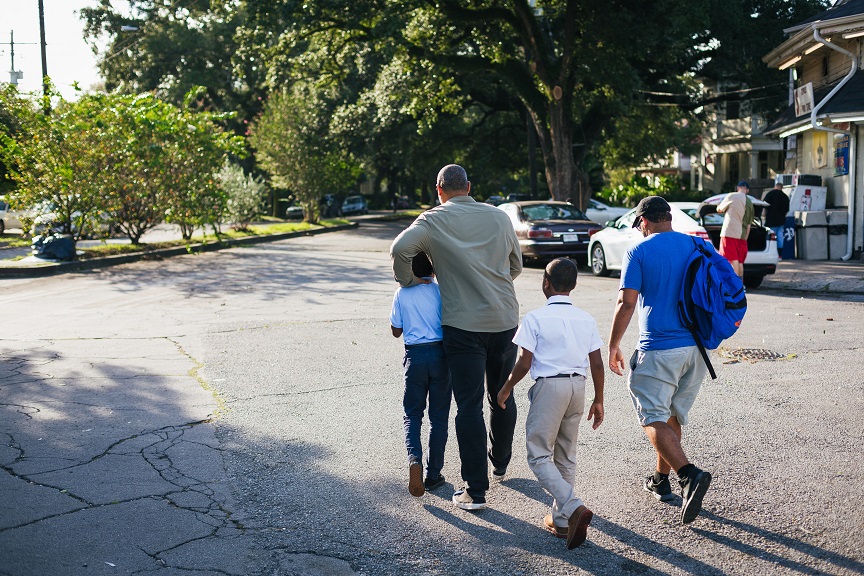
left=682, top=236, right=718, bottom=379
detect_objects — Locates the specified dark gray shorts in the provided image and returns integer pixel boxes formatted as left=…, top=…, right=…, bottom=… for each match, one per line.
left=627, top=347, right=707, bottom=426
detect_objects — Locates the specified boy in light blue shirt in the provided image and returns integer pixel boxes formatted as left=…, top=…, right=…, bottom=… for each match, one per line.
left=390, top=252, right=451, bottom=497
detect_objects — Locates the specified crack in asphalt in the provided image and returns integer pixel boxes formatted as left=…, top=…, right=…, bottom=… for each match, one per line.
left=0, top=340, right=249, bottom=573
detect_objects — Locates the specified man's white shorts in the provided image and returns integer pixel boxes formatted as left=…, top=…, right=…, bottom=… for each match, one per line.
left=627, top=347, right=707, bottom=426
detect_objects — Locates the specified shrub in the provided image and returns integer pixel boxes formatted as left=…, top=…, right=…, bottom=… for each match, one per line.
left=218, top=161, right=267, bottom=231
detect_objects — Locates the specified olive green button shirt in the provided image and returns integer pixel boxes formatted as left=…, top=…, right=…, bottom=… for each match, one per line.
left=390, top=195, right=523, bottom=332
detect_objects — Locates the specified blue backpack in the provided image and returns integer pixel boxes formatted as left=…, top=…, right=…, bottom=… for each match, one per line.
left=678, top=236, right=747, bottom=379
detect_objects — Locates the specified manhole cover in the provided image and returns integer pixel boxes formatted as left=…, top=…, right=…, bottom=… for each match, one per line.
left=718, top=348, right=791, bottom=362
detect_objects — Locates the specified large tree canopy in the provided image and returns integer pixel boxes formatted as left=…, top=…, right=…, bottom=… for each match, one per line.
left=235, top=0, right=718, bottom=206
left=81, top=0, right=266, bottom=133
left=81, top=0, right=832, bottom=205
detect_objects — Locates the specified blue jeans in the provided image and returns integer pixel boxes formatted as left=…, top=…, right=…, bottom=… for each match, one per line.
left=443, top=325, right=518, bottom=497
left=770, top=225, right=785, bottom=250
left=403, top=342, right=451, bottom=480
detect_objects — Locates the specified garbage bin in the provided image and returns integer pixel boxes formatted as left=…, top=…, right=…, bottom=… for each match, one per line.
left=795, top=210, right=828, bottom=260
left=781, top=215, right=796, bottom=260
left=826, top=210, right=849, bottom=260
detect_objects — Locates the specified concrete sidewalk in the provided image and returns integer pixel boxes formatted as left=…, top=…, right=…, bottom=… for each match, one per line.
left=760, top=258, right=864, bottom=295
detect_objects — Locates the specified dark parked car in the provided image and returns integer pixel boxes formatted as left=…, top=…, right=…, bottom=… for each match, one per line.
left=498, top=201, right=603, bottom=264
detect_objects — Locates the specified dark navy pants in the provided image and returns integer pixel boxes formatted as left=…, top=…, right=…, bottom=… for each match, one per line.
left=402, top=342, right=451, bottom=480
left=443, top=325, right=518, bottom=498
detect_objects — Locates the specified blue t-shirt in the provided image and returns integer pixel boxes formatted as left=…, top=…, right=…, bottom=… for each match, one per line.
left=620, top=231, right=696, bottom=351
left=389, top=281, right=443, bottom=345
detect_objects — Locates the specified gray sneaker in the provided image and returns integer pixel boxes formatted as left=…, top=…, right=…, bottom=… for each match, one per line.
left=643, top=474, right=675, bottom=501
left=452, top=489, right=487, bottom=511
left=679, top=469, right=712, bottom=524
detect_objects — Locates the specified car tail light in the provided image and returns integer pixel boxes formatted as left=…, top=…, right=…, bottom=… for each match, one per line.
left=768, top=231, right=777, bottom=241
left=687, top=230, right=711, bottom=241
left=588, top=228, right=602, bottom=237
left=528, top=228, right=553, bottom=239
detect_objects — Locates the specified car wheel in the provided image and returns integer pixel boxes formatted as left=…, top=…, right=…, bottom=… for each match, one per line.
left=744, top=274, right=764, bottom=289
left=591, top=244, right=611, bottom=277
left=0, top=220, right=4, bottom=234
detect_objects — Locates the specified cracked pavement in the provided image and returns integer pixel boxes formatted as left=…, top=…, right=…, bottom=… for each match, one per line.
left=1, top=221, right=863, bottom=575
left=0, top=337, right=252, bottom=575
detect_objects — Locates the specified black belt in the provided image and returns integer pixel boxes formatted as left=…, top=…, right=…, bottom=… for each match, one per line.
left=540, top=372, right=584, bottom=379
left=405, top=341, right=443, bottom=349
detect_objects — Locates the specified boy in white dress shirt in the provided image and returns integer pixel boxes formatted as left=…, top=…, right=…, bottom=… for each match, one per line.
left=497, top=258, right=605, bottom=549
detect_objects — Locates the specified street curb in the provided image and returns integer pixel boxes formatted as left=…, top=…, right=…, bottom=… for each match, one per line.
left=0, top=222, right=359, bottom=279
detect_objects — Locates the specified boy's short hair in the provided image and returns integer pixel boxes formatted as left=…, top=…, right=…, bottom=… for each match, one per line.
left=412, top=251, right=434, bottom=278
left=544, top=258, right=578, bottom=292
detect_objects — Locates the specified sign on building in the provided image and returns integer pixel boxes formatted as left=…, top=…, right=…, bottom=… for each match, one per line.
left=835, top=134, right=850, bottom=176
left=794, top=82, right=814, bottom=117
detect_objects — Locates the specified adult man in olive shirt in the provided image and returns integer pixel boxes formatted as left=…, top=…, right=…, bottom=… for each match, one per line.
left=390, top=164, right=523, bottom=511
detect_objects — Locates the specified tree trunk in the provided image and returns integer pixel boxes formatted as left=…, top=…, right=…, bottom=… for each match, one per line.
left=528, top=97, right=591, bottom=208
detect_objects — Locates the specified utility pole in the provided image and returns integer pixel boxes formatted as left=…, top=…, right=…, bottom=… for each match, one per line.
left=1, top=31, right=34, bottom=86
left=38, top=0, right=50, bottom=111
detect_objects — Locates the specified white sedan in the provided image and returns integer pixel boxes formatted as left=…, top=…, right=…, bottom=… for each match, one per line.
left=585, top=199, right=631, bottom=224
left=587, top=204, right=710, bottom=277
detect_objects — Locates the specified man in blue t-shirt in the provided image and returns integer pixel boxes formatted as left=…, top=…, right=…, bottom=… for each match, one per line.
left=607, top=196, right=712, bottom=525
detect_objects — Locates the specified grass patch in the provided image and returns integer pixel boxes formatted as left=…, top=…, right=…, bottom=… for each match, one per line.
left=75, top=219, right=353, bottom=259
left=76, top=241, right=181, bottom=259
left=0, top=236, right=32, bottom=249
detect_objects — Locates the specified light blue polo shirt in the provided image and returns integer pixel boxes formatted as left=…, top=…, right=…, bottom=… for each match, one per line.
left=389, top=281, right=443, bottom=345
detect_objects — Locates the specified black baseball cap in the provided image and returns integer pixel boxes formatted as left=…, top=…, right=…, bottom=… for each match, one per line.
left=631, top=196, right=671, bottom=228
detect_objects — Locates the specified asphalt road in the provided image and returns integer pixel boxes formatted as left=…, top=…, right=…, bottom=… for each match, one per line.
left=1, top=220, right=862, bottom=575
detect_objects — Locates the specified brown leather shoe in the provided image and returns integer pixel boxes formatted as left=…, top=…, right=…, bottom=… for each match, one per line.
left=543, top=514, right=567, bottom=538
left=567, top=505, right=593, bottom=549
left=408, top=462, right=425, bottom=497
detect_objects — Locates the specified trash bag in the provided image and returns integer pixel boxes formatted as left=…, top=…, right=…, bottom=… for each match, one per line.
left=32, top=233, right=76, bottom=261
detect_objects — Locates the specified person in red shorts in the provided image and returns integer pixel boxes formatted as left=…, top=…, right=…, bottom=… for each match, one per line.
left=717, top=181, right=754, bottom=278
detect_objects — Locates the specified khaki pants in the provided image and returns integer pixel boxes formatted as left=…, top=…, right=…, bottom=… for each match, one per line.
left=525, top=374, right=586, bottom=528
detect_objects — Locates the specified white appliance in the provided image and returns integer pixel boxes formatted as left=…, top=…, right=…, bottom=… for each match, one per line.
left=782, top=185, right=827, bottom=216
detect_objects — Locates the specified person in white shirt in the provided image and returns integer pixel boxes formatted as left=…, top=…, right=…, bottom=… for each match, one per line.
left=497, top=258, right=605, bottom=550
left=717, top=180, right=754, bottom=278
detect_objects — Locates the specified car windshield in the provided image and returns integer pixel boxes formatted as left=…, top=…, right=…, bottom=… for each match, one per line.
left=522, top=204, right=587, bottom=221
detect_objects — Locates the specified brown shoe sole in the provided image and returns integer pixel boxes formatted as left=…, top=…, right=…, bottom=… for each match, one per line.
left=408, top=463, right=425, bottom=497
left=567, top=505, right=593, bottom=549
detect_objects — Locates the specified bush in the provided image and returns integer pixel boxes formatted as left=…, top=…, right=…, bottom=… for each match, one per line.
left=218, top=161, right=267, bottom=231
left=594, top=174, right=703, bottom=207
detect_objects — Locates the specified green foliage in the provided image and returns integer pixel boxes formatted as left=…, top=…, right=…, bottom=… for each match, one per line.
left=217, top=161, right=267, bottom=231
left=81, top=1, right=266, bottom=135
left=596, top=175, right=703, bottom=207
left=0, top=86, right=243, bottom=245
left=249, top=85, right=360, bottom=224
left=74, top=91, right=243, bottom=243
left=0, top=84, right=109, bottom=241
